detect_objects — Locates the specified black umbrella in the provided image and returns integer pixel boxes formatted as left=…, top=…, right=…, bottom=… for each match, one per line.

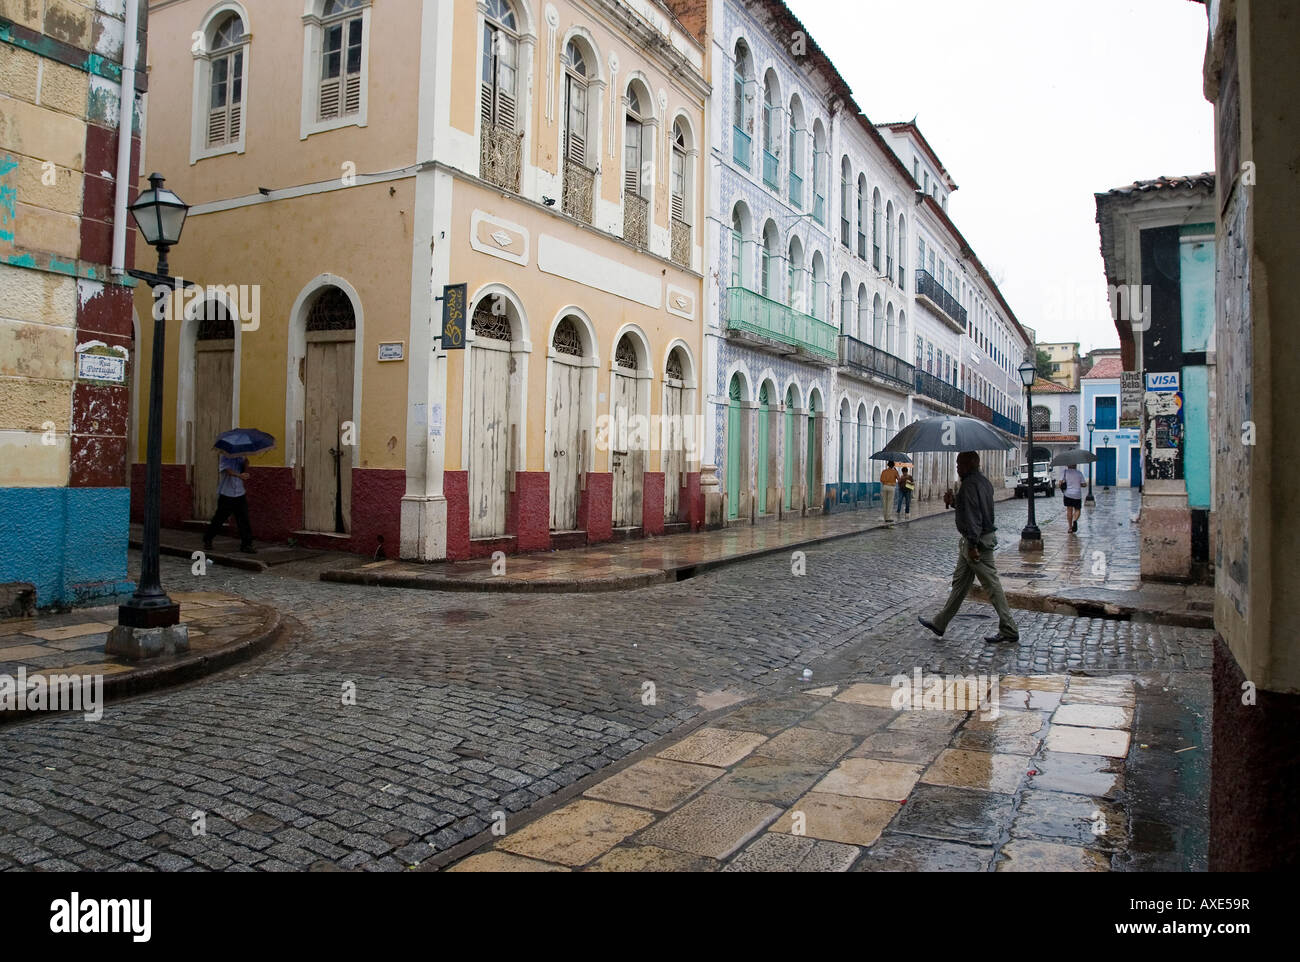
left=868, top=449, right=913, bottom=463
left=882, top=415, right=1016, bottom=453
left=214, top=428, right=276, bottom=455
left=1050, top=448, right=1097, bottom=466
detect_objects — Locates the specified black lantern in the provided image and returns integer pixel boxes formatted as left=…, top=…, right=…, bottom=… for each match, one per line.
left=128, top=173, right=189, bottom=274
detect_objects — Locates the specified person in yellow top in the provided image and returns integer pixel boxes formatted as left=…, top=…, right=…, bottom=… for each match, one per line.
left=880, top=461, right=900, bottom=523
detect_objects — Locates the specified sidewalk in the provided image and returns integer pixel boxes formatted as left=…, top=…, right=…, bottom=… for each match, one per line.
left=440, top=671, right=1208, bottom=872
left=322, top=492, right=994, bottom=593
left=0, top=590, right=282, bottom=724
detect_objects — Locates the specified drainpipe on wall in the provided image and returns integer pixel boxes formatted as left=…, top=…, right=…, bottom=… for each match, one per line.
left=111, top=0, right=141, bottom=276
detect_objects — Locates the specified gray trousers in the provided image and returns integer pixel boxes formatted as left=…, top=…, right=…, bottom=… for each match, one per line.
left=931, top=537, right=1019, bottom=639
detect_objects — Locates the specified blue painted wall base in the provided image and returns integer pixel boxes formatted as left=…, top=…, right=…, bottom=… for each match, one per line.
left=0, top=487, right=135, bottom=609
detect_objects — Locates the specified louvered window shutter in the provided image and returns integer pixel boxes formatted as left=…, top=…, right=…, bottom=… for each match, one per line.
left=319, top=75, right=342, bottom=121
left=207, top=55, right=229, bottom=147
left=566, top=77, right=587, bottom=165
left=671, top=149, right=685, bottom=220
left=623, top=118, right=640, bottom=194
left=495, top=33, right=517, bottom=131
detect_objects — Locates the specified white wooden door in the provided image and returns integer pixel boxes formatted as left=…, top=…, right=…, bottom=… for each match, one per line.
left=304, top=335, right=354, bottom=532
left=549, top=360, right=583, bottom=530
left=193, top=342, right=233, bottom=519
left=469, top=344, right=511, bottom=538
left=663, top=382, right=685, bottom=521
left=611, top=371, right=643, bottom=527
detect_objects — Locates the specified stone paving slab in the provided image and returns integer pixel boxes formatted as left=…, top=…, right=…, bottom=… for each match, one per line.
left=446, top=670, right=1209, bottom=872
left=0, top=592, right=282, bottom=725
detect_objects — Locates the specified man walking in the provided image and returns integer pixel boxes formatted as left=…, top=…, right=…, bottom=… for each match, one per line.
left=202, top=453, right=256, bottom=554
left=880, top=460, right=899, bottom=524
left=895, top=466, right=914, bottom=519
left=917, top=451, right=1019, bottom=643
left=1060, top=462, right=1085, bottom=533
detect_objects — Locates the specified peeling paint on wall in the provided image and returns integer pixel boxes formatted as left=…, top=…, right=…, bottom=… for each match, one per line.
left=1215, top=187, right=1251, bottom=619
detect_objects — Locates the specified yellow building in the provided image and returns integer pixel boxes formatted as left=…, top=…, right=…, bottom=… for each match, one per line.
left=132, top=0, right=707, bottom=561
left=1039, top=341, right=1080, bottom=391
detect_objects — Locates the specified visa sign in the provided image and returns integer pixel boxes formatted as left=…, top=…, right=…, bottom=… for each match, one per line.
left=1145, top=372, right=1180, bottom=392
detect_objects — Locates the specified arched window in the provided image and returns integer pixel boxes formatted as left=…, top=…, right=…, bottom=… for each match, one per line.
left=871, top=188, right=882, bottom=272
left=552, top=317, right=585, bottom=356
left=562, top=38, right=595, bottom=223
left=615, top=334, right=638, bottom=370
left=872, top=293, right=883, bottom=346
left=730, top=204, right=750, bottom=289
left=787, top=96, right=804, bottom=206
left=811, top=120, right=827, bottom=224
left=622, top=82, right=650, bottom=247
left=670, top=119, right=692, bottom=267
left=480, top=0, right=520, bottom=190
left=785, top=234, right=802, bottom=309
left=761, top=71, right=779, bottom=189
left=897, top=215, right=907, bottom=288
left=886, top=302, right=896, bottom=355
left=471, top=295, right=514, bottom=341
left=840, top=157, right=852, bottom=248
left=732, top=42, right=753, bottom=170
left=762, top=220, right=780, bottom=301
left=839, top=273, right=852, bottom=335
left=317, top=0, right=366, bottom=123
left=856, top=174, right=867, bottom=259
left=306, top=287, right=357, bottom=332
left=897, top=310, right=907, bottom=358
left=1068, top=404, right=1079, bottom=432
left=885, top=201, right=896, bottom=282
left=205, top=13, right=246, bottom=148
left=671, top=120, right=688, bottom=222
left=857, top=284, right=869, bottom=343
left=811, top=251, right=826, bottom=321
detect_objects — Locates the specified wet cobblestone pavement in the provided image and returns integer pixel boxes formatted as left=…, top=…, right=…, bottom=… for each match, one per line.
left=0, top=488, right=1211, bottom=870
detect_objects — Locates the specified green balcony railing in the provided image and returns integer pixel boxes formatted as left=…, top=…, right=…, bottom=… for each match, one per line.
left=726, top=286, right=837, bottom=359
left=732, top=126, right=751, bottom=170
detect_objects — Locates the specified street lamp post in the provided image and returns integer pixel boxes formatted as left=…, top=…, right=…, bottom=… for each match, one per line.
left=1102, top=434, right=1111, bottom=491
left=1085, top=418, right=1096, bottom=505
left=1017, top=360, right=1042, bottom=550
left=108, top=174, right=194, bottom=659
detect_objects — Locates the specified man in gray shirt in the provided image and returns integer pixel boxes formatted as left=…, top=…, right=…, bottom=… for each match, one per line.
left=918, top=450, right=1019, bottom=643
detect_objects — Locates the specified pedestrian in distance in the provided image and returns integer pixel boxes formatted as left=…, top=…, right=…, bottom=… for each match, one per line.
left=1060, top=463, right=1085, bottom=532
left=880, top=460, right=899, bottom=524
left=918, top=450, right=1020, bottom=644
left=895, top=466, right=914, bottom=519
left=202, top=453, right=256, bottom=554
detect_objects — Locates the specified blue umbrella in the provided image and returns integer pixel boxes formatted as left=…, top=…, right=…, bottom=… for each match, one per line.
left=214, top=428, right=276, bottom=455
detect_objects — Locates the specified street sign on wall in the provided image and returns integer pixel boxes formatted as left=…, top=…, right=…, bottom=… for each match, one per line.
left=1120, top=371, right=1142, bottom=427
left=441, top=283, right=467, bottom=350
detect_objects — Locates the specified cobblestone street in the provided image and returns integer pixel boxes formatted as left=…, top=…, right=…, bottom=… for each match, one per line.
left=0, top=489, right=1212, bottom=870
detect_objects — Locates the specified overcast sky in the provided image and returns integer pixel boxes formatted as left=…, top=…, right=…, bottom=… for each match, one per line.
left=786, top=0, right=1215, bottom=354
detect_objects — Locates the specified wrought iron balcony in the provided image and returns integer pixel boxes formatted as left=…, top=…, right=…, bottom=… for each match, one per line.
left=732, top=126, right=751, bottom=170
left=563, top=158, right=594, bottom=223
left=1029, top=418, right=1072, bottom=434
left=914, top=369, right=965, bottom=410
left=964, top=395, right=993, bottom=423
left=623, top=190, right=648, bottom=248
left=670, top=217, right=691, bottom=268
left=789, top=170, right=802, bottom=207
left=915, top=269, right=968, bottom=330
left=726, top=286, right=837, bottom=360
left=480, top=123, right=522, bottom=193
left=838, top=336, right=914, bottom=390
left=763, top=150, right=779, bottom=190
left=993, top=410, right=1026, bottom=437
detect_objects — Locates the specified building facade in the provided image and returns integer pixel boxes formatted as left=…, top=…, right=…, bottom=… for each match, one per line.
left=1096, top=173, right=1216, bottom=582
left=1039, top=341, right=1080, bottom=391
left=1197, top=0, right=1300, bottom=870
left=1080, top=357, right=1139, bottom=490
left=131, top=0, right=707, bottom=562
left=0, top=0, right=144, bottom=606
left=1026, top=377, right=1081, bottom=471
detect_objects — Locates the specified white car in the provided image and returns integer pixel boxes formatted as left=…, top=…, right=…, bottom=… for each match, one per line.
left=1014, top=461, right=1055, bottom=498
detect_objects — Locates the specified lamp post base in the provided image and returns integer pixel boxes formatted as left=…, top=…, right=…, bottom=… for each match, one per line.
left=106, top=623, right=189, bottom=661
left=1084, top=494, right=1095, bottom=505
left=1019, top=524, right=1043, bottom=552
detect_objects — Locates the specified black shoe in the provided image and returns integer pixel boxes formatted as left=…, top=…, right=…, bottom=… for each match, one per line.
left=918, top=617, right=944, bottom=638
left=984, top=634, right=1019, bottom=644
left=240, top=544, right=257, bottom=554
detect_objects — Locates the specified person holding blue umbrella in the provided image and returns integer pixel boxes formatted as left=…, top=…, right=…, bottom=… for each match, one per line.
left=202, top=429, right=275, bottom=554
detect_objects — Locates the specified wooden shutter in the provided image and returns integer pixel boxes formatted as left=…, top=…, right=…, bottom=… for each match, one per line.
left=319, top=75, right=341, bottom=121
left=623, top=117, right=640, bottom=194
left=344, top=71, right=361, bottom=115
left=566, top=77, right=586, bottom=165
left=496, top=33, right=516, bottom=131
left=208, top=106, right=228, bottom=147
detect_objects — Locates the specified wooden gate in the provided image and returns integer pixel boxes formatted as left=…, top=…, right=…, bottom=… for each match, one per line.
left=304, top=332, right=354, bottom=532
left=549, top=360, right=584, bottom=530
left=611, top=368, right=643, bottom=527
left=469, top=341, right=512, bottom=538
left=726, top=375, right=742, bottom=519
left=663, top=379, right=685, bottom=522
left=193, top=342, right=233, bottom=519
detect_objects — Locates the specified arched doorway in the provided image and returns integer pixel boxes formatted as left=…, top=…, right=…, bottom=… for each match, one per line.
left=756, top=381, right=771, bottom=515
left=726, top=373, right=745, bottom=520
left=611, top=333, right=645, bottom=528
left=856, top=402, right=869, bottom=500
left=548, top=316, right=588, bottom=530
left=662, top=347, right=688, bottom=522
left=192, top=301, right=235, bottom=521
left=806, top=389, right=820, bottom=508
left=838, top=398, right=852, bottom=493
left=303, top=287, right=355, bottom=533
left=784, top=384, right=797, bottom=510
left=468, top=293, right=518, bottom=538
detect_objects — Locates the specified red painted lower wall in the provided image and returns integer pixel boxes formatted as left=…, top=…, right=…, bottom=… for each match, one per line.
left=580, top=472, right=613, bottom=544
left=642, top=472, right=665, bottom=536
left=444, top=470, right=471, bottom=561
left=686, top=471, right=702, bottom=530
left=513, top=472, right=551, bottom=552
